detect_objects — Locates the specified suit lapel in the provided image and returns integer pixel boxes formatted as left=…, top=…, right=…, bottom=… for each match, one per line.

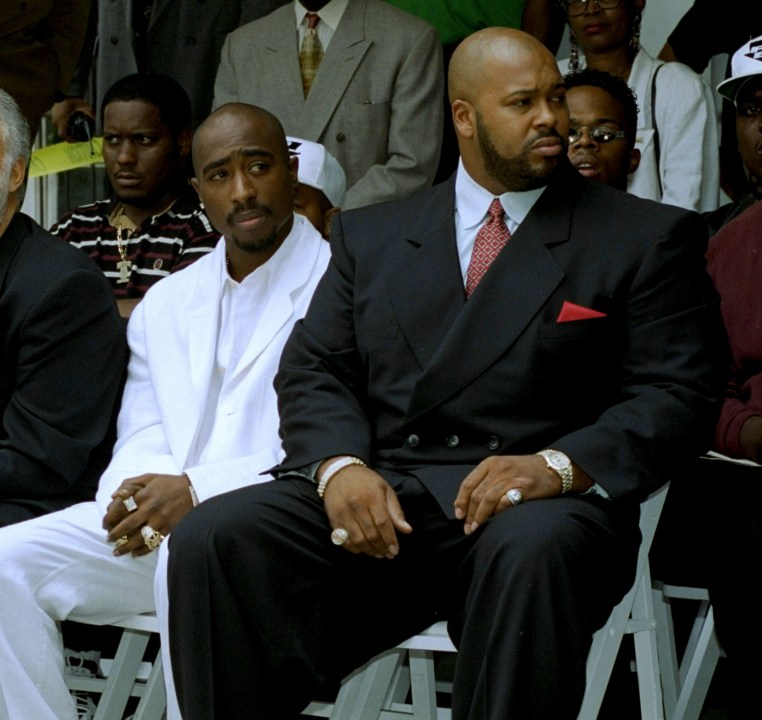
left=387, top=179, right=465, bottom=371
left=228, top=221, right=316, bottom=381
left=405, top=170, right=577, bottom=423
left=175, top=246, right=226, bottom=466
left=301, top=0, right=370, bottom=140
left=260, top=13, right=305, bottom=127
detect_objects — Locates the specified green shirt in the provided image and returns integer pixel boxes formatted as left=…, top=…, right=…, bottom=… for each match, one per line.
left=384, top=0, right=526, bottom=44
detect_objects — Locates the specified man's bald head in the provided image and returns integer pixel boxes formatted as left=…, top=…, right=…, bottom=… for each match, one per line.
left=448, top=28, right=568, bottom=194
left=192, top=103, right=290, bottom=177
left=449, top=28, right=557, bottom=107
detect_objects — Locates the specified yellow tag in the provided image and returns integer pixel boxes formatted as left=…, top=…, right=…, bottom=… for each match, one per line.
left=29, top=138, right=104, bottom=178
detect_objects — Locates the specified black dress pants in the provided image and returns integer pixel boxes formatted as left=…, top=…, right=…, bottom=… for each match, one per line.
left=167, top=474, right=640, bottom=720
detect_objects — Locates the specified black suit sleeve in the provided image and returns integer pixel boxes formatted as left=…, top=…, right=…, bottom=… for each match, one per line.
left=275, top=220, right=373, bottom=470
left=0, top=267, right=126, bottom=499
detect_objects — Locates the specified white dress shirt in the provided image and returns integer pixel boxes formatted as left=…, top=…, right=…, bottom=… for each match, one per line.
left=295, top=0, right=350, bottom=50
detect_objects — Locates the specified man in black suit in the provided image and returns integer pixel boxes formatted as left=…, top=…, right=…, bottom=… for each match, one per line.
left=0, top=89, right=126, bottom=527
left=166, top=29, right=724, bottom=719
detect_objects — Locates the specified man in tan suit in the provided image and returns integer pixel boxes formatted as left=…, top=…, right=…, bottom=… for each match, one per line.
left=214, top=0, right=444, bottom=209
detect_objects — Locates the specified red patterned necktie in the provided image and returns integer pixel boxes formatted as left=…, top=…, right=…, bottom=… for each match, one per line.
left=300, top=13, right=324, bottom=97
left=465, top=198, right=510, bottom=297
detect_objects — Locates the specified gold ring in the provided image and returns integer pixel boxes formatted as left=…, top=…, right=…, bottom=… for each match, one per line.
left=114, top=535, right=129, bottom=549
left=140, top=525, right=164, bottom=551
left=123, top=496, right=138, bottom=513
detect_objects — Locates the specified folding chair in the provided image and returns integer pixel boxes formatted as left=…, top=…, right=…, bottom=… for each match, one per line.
left=304, top=484, right=670, bottom=720
left=653, top=583, right=723, bottom=720
left=64, top=613, right=166, bottom=720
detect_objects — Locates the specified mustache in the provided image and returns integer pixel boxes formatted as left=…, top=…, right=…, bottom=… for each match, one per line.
left=526, top=129, right=566, bottom=148
left=227, top=199, right=272, bottom=225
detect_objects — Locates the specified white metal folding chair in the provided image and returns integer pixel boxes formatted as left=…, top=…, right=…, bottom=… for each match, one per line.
left=64, top=613, right=166, bottom=720
left=652, top=583, right=723, bottom=720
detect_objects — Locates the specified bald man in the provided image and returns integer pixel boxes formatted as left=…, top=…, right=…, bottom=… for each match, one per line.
left=166, top=30, right=723, bottom=719
left=0, top=103, right=329, bottom=720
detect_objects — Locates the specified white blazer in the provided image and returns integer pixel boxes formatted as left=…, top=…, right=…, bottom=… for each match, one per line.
left=95, top=216, right=330, bottom=515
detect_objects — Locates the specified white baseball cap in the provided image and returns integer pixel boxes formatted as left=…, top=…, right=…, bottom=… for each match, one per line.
left=286, top=137, right=346, bottom=207
left=717, top=35, right=762, bottom=102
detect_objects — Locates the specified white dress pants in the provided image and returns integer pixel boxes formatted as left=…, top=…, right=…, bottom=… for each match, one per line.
left=0, top=502, right=159, bottom=720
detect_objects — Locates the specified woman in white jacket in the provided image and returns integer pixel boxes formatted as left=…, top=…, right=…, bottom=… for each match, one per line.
left=558, top=0, right=720, bottom=213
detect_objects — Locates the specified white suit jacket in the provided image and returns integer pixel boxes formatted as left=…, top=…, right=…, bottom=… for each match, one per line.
left=95, top=216, right=330, bottom=516
left=213, top=0, right=444, bottom=210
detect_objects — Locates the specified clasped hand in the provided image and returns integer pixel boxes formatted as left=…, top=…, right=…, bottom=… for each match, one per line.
left=103, top=473, right=194, bottom=557
left=323, top=454, right=565, bottom=559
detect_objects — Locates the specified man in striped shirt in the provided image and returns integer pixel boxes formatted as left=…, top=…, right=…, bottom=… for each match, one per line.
left=52, top=74, right=219, bottom=317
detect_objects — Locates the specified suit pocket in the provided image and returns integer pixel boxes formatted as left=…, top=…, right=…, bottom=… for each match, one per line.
left=344, top=100, right=392, bottom=157
left=540, top=316, right=609, bottom=340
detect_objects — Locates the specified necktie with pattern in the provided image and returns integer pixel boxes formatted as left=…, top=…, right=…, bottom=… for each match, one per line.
left=465, top=198, right=510, bottom=297
left=300, top=13, right=324, bottom=97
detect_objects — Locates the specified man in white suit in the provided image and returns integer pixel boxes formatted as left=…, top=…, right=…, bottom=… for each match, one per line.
left=214, top=0, right=444, bottom=210
left=0, top=103, right=330, bottom=720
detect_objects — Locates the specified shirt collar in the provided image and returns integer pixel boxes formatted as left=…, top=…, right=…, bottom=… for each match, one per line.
left=455, top=159, right=546, bottom=231
left=294, top=0, right=349, bottom=32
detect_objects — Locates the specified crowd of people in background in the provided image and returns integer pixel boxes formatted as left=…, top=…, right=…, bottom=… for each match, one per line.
left=1, top=1, right=762, bottom=719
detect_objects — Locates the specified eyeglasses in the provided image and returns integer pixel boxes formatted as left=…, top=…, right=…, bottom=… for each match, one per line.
left=568, top=125, right=627, bottom=144
left=559, top=0, right=622, bottom=16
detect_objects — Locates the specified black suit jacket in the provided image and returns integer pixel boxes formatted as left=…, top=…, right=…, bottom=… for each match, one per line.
left=0, top=213, right=127, bottom=523
left=275, top=162, right=725, bottom=511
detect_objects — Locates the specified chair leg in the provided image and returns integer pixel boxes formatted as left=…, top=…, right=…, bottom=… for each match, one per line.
left=408, top=649, right=437, bottom=720
left=629, top=565, right=663, bottom=720
left=329, top=649, right=404, bottom=720
left=652, top=585, right=679, bottom=717
left=671, top=606, right=722, bottom=720
left=92, top=627, right=151, bottom=720
left=130, top=653, right=167, bottom=720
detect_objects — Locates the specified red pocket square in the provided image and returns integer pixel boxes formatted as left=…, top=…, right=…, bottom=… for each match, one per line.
left=556, top=301, right=607, bottom=323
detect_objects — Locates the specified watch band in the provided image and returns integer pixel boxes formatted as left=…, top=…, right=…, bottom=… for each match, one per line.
left=536, top=448, right=573, bottom=494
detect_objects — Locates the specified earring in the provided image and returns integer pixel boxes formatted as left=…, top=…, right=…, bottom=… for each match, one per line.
left=569, top=29, right=581, bottom=72
left=630, top=10, right=642, bottom=52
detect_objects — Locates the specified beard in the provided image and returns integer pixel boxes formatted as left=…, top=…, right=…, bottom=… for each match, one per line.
left=227, top=199, right=287, bottom=254
left=476, top=113, right=564, bottom=192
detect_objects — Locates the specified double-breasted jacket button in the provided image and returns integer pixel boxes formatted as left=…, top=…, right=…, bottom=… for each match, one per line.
left=487, top=435, right=500, bottom=451
left=446, top=434, right=459, bottom=448
left=336, top=133, right=346, bottom=142
left=406, top=434, right=420, bottom=447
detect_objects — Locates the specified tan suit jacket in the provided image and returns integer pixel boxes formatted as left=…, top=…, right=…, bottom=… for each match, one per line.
left=214, top=0, right=444, bottom=209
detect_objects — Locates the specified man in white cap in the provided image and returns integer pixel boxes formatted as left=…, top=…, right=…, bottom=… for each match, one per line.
left=706, top=34, right=762, bottom=234
left=288, top=136, right=346, bottom=239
